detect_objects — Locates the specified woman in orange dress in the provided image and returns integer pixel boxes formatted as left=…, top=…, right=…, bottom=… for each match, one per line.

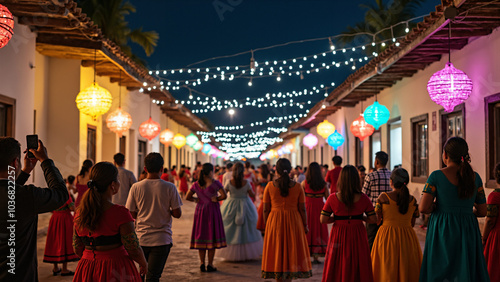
left=261, top=158, right=312, bottom=281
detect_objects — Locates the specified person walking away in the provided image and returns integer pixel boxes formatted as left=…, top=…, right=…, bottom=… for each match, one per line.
left=419, top=137, right=489, bottom=282
left=362, top=151, right=391, bottom=249
left=483, top=162, right=500, bottom=281
left=371, top=168, right=422, bottom=282
left=357, top=165, right=366, bottom=188
left=261, top=158, right=312, bottom=281
left=222, top=163, right=233, bottom=188
left=320, top=165, right=376, bottom=282
left=73, top=162, right=147, bottom=281
left=186, top=163, right=227, bottom=272
left=74, top=159, right=93, bottom=208
left=244, top=162, right=257, bottom=202
left=67, top=175, right=77, bottom=202
left=43, top=188, right=79, bottom=276
left=325, top=156, right=343, bottom=194
left=126, top=153, right=182, bottom=282
left=256, top=164, right=271, bottom=234
left=0, top=138, right=68, bottom=281
left=218, top=162, right=263, bottom=261
left=112, top=153, right=137, bottom=206
left=178, top=165, right=189, bottom=199
left=294, top=166, right=306, bottom=184
left=161, top=168, right=172, bottom=182
left=302, top=162, right=329, bottom=264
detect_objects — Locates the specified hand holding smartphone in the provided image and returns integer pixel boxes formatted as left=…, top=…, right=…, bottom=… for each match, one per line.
left=26, top=134, right=38, bottom=159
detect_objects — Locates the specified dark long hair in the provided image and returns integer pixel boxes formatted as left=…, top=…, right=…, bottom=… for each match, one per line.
left=79, top=159, right=94, bottom=177
left=494, top=162, right=500, bottom=185
left=391, top=168, right=410, bottom=214
left=179, top=165, right=186, bottom=178
left=232, top=162, right=245, bottom=188
left=444, top=137, right=475, bottom=199
left=260, top=164, right=270, bottom=180
left=276, top=158, right=292, bottom=197
left=337, top=165, right=361, bottom=209
left=198, top=163, right=213, bottom=187
left=306, top=162, right=326, bottom=191
left=75, top=162, right=117, bottom=231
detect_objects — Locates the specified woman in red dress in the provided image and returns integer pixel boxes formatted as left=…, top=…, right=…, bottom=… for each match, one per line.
left=43, top=191, right=79, bottom=276
left=244, top=162, right=257, bottom=202
left=483, top=162, right=500, bottom=281
left=302, top=162, right=329, bottom=264
left=74, top=159, right=93, bottom=208
left=320, top=165, right=376, bottom=282
left=179, top=165, right=189, bottom=199
left=73, top=162, right=147, bottom=281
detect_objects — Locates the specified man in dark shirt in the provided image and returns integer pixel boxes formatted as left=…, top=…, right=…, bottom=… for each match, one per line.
left=0, top=137, right=68, bottom=281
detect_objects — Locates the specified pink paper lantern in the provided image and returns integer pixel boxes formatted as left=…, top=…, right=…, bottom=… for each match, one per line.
left=303, top=133, right=318, bottom=149
left=427, top=62, right=472, bottom=113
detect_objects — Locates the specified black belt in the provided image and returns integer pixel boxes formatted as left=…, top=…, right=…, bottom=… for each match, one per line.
left=305, top=193, right=324, bottom=198
left=79, top=234, right=122, bottom=247
left=333, top=214, right=363, bottom=220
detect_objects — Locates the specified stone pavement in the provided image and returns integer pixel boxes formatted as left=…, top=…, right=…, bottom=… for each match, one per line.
left=36, top=200, right=428, bottom=281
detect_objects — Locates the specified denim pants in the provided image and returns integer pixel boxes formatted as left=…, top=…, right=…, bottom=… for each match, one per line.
left=141, top=243, right=173, bottom=282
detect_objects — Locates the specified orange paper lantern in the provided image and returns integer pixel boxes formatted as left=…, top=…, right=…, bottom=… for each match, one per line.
left=106, top=107, right=132, bottom=137
left=350, top=114, right=375, bottom=141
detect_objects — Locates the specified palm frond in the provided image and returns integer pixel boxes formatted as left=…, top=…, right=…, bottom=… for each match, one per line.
left=128, top=28, right=159, bottom=57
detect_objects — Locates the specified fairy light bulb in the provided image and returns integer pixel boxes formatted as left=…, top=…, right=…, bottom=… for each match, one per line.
left=248, top=79, right=253, bottom=87
left=277, top=73, right=281, bottom=81
left=329, top=37, right=335, bottom=50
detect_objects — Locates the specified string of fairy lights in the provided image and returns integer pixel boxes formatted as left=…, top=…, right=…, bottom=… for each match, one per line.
left=146, top=16, right=426, bottom=159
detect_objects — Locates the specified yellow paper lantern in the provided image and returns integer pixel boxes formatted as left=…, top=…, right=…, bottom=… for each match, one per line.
left=76, top=82, right=113, bottom=119
left=106, top=107, right=132, bottom=137
left=172, top=133, right=186, bottom=149
left=317, top=120, right=335, bottom=139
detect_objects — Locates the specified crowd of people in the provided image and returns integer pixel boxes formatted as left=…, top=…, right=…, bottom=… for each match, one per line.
left=1, top=135, right=500, bottom=281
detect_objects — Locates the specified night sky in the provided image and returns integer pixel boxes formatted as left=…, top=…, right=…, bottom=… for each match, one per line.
left=128, top=0, right=438, bottom=157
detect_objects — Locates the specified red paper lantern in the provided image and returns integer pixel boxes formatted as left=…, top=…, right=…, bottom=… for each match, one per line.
left=139, top=117, right=161, bottom=141
left=0, top=5, right=14, bottom=49
left=350, top=114, right=375, bottom=141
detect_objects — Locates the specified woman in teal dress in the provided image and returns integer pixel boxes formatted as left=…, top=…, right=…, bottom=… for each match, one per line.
left=218, top=162, right=263, bottom=261
left=419, top=137, right=489, bottom=282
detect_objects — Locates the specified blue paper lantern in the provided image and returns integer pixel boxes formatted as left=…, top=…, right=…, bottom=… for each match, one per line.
left=363, top=101, right=390, bottom=130
left=202, top=144, right=212, bottom=154
left=327, top=130, right=345, bottom=150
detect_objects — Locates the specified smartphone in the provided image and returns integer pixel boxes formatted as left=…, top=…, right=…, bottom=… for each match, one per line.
left=26, top=134, right=38, bottom=158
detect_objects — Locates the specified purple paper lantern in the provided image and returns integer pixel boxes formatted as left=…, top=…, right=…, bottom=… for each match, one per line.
left=427, top=62, right=472, bottom=113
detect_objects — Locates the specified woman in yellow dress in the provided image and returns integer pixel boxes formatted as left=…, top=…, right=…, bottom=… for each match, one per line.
left=371, top=168, right=422, bottom=282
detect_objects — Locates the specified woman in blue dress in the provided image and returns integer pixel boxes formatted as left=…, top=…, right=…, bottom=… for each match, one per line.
left=419, top=137, right=489, bottom=282
left=218, top=162, right=263, bottom=261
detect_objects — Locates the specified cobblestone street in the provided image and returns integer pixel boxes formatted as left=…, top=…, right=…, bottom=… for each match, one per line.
left=36, top=199, right=429, bottom=281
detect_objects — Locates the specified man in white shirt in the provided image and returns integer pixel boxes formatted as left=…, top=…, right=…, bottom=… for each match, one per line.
left=126, top=153, right=182, bottom=282
left=112, top=153, right=137, bottom=206
left=222, top=162, right=233, bottom=188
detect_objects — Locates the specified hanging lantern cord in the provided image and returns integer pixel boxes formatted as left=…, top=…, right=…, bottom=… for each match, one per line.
left=448, top=21, right=451, bottom=63
left=94, top=49, right=97, bottom=83
left=119, top=70, right=122, bottom=108
left=149, top=97, right=152, bottom=118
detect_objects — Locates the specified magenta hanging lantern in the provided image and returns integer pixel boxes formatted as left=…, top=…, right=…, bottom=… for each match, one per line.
left=427, top=62, right=472, bottom=113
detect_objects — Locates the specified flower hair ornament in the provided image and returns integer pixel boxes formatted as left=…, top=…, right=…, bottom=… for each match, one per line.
left=283, top=169, right=288, bottom=173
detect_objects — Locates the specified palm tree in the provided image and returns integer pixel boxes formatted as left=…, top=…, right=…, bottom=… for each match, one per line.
left=79, top=0, right=159, bottom=60
left=337, top=0, right=427, bottom=54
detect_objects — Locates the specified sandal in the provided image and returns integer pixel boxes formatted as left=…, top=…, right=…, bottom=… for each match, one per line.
left=200, top=264, right=206, bottom=272
left=52, top=269, right=61, bottom=276
left=207, top=265, right=217, bottom=272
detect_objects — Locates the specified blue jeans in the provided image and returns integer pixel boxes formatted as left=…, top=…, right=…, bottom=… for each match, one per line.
left=141, top=244, right=173, bottom=282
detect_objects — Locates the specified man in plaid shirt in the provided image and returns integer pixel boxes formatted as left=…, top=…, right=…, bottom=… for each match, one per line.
left=362, top=151, right=391, bottom=249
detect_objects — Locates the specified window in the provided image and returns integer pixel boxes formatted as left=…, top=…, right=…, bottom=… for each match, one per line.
left=320, top=146, right=324, bottom=165
left=387, top=118, right=402, bottom=170
left=486, top=93, right=500, bottom=187
left=369, top=130, right=381, bottom=169
left=355, top=137, right=364, bottom=166
left=160, top=143, right=165, bottom=160
left=440, top=104, right=465, bottom=167
left=300, top=145, right=304, bottom=167
left=137, top=140, right=147, bottom=177
left=0, top=94, right=15, bottom=137
left=168, top=146, right=172, bottom=169
left=87, top=126, right=96, bottom=162
left=119, top=136, right=126, bottom=155
left=411, top=114, right=428, bottom=183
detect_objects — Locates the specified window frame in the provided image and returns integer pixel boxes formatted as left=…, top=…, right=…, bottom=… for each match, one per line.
left=485, top=93, right=500, bottom=188
left=0, top=94, right=16, bottom=137
left=369, top=129, right=381, bottom=170
left=86, top=125, right=97, bottom=162
left=411, top=113, right=429, bottom=183
left=355, top=137, right=363, bottom=167
left=387, top=117, right=402, bottom=170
